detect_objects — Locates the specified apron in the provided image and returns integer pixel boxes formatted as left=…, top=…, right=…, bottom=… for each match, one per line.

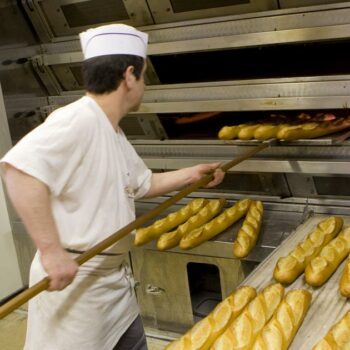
left=24, top=251, right=139, bottom=350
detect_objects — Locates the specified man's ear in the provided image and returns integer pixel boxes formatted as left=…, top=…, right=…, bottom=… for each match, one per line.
left=124, top=66, right=136, bottom=89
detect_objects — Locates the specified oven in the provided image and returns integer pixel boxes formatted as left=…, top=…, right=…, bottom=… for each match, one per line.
left=1, top=0, right=350, bottom=346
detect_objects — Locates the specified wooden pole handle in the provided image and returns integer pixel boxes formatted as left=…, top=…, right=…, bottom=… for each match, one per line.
left=0, top=141, right=270, bottom=319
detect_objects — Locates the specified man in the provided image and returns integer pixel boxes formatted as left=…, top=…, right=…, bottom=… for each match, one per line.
left=0, top=24, right=224, bottom=349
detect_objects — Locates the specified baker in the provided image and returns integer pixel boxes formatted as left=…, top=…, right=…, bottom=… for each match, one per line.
left=0, top=24, right=224, bottom=350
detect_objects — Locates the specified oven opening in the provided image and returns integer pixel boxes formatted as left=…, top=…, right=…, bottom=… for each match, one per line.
left=186, top=262, right=222, bottom=322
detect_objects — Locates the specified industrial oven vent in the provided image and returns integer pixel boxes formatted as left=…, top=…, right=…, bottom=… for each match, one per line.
left=60, top=0, right=129, bottom=28
left=169, top=0, right=249, bottom=13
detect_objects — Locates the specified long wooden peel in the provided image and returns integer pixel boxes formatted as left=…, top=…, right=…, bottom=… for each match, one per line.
left=0, top=140, right=272, bottom=320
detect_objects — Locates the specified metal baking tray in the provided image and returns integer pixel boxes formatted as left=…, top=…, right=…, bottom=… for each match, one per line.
left=241, top=214, right=350, bottom=349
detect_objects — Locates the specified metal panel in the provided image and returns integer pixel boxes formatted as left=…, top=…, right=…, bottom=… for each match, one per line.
left=286, top=174, right=317, bottom=197
left=4, top=96, right=47, bottom=143
left=0, top=84, right=25, bottom=290
left=279, top=0, right=348, bottom=8
left=23, top=0, right=154, bottom=40
left=33, top=6, right=350, bottom=57
left=143, top=158, right=350, bottom=175
left=0, top=1, right=37, bottom=47
left=147, top=0, right=277, bottom=24
left=131, top=248, right=244, bottom=332
left=40, top=75, right=350, bottom=112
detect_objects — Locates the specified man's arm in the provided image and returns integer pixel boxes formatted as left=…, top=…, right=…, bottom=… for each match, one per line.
left=144, top=163, right=225, bottom=198
left=2, top=164, right=78, bottom=291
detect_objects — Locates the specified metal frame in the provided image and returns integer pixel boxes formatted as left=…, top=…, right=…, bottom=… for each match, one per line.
left=146, top=0, right=277, bottom=24
left=26, top=4, right=350, bottom=52
left=30, top=55, right=62, bottom=95
left=22, top=0, right=154, bottom=40
left=40, top=75, right=350, bottom=112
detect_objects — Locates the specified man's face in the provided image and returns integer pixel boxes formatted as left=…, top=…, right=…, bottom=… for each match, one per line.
left=129, top=61, right=147, bottom=112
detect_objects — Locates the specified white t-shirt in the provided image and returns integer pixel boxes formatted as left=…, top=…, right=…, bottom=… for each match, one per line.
left=1, top=95, right=152, bottom=253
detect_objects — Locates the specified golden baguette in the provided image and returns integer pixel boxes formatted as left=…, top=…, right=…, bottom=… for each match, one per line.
left=276, top=120, right=350, bottom=140
left=252, top=289, right=312, bottom=350
left=305, top=225, right=350, bottom=287
left=134, top=198, right=208, bottom=246
left=273, top=216, right=343, bottom=284
left=233, top=201, right=264, bottom=258
left=218, top=124, right=247, bottom=140
left=179, top=199, right=252, bottom=250
left=157, top=199, right=226, bottom=251
left=312, top=310, right=350, bottom=349
left=254, top=124, right=288, bottom=140
left=238, top=124, right=262, bottom=140
left=211, top=283, right=285, bottom=350
left=164, top=286, right=257, bottom=350
left=340, top=256, right=350, bottom=298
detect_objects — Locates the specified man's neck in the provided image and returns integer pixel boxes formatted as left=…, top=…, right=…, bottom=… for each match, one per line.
left=86, top=91, right=127, bottom=130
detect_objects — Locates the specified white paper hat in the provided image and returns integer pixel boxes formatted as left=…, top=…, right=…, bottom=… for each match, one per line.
left=80, top=24, right=148, bottom=60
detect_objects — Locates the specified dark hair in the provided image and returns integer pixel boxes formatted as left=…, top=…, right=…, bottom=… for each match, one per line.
left=82, top=54, right=144, bottom=94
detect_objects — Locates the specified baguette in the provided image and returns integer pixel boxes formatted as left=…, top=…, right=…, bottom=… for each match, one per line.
left=305, top=225, right=350, bottom=287
left=179, top=199, right=252, bottom=250
left=238, top=124, right=262, bottom=140
left=233, top=201, right=264, bottom=258
left=252, top=289, right=312, bottom=350
left=164, top=286, right=257, bottom=350
left=134, top=198, right=208, bottom=246
left=312, top=310, right=350, bottom=349
left=273, top=216, right=343, bottom=284
left=157, top=199, right=226, bottom=251
left=211, top=283, right=285, bottom=350
left=277, top=119, right=350, bottom=140
left=218, top=124, right=247, bottom=140
left=340, top=256, right=350, bottom=298
left=254, top=124, right=288, bottom=140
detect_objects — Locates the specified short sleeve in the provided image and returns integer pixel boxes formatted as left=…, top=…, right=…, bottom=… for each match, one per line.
left=0, top=109, right=90, bottom=196
left=120, top=134, right=152, bottom=199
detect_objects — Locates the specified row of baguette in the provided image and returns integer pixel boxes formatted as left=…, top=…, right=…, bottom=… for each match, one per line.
left=165, top=215, right=350, bottom=349
left=218, top=119, right=350, bottom=141
left=165, top=283, right=350, bottom=350
left=273, top=216, right=350, bottom=296
left=134, top=198, right=263, bottom=258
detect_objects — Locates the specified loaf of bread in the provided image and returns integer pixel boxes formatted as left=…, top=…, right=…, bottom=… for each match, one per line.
left=340, top=256, right=350, bottom=298
left=157, top=199, right=226, bottom=251
left=179, top=199, right=252, bottom=250
left=273, top=216, right=343, bottom=284
left=238, top=124, right=262, bottom=140
left=211, top=283, right=284, bottom=350
left=218, top=124, right=247, bottom=140
left=305, top=225, right=350, bottom=287
left=277, top=120, right=350, bottom=140
left=254, top=124, right=288, bottom=140
left=134, top=198, right=208, bottom=246
left=312, top=310, right=350, bottom=349
left=233, top=201, right=264, bottom=258
left=164, top=286, right=257, bottom=350
left=252, top=289, right=312, bottom=350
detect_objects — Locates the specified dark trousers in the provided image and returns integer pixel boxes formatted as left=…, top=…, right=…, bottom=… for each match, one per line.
left=113, top=315, right=148, bottom=350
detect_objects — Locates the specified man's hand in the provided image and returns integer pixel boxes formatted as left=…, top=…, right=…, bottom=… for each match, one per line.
left=40, top=247, right=79, bottom=291
left=188, top=162, right=225, bottom=188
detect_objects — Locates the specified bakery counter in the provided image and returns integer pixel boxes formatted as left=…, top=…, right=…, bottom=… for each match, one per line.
left=241, top=214, right=350, bottom=349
